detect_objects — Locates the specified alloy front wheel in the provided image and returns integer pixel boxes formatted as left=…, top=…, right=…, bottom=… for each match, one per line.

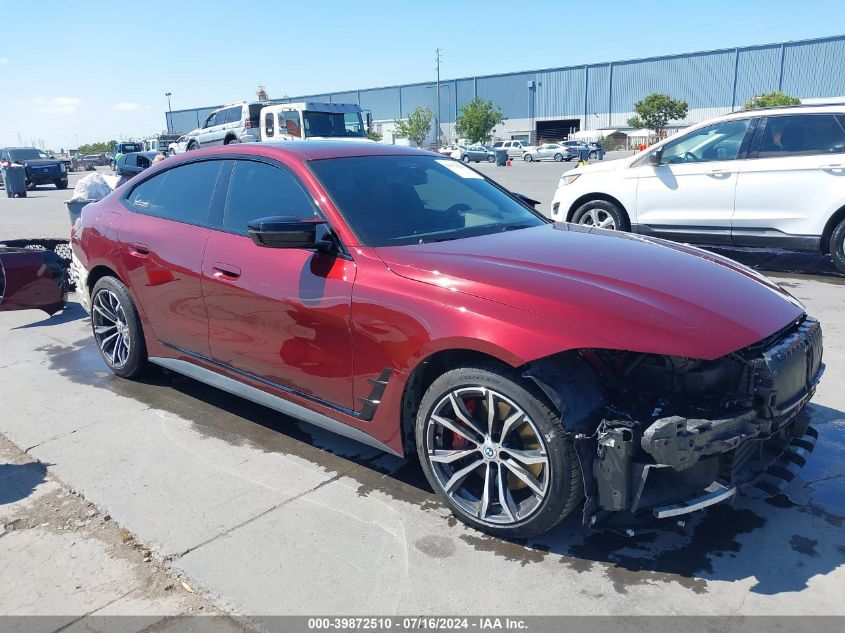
left=425, top=387, right=551, bottom=525
left=577, top=208, right=617, bottom=229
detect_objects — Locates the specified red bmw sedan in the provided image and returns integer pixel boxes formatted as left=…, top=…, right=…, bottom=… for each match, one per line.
left=67, top=142, right=823, bottom=537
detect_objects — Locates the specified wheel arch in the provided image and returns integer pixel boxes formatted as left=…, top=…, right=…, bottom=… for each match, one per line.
left=224, top=133, right=239, bottom=144
left=566, top=192, right=629, bottom=224
left=821, top=203, right=845, bottom=255
left=87, top=264, right=125, bottom=294
left=399, top=348, right=516, bottom=457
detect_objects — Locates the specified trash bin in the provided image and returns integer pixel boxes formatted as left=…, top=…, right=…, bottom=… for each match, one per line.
left=65, top=199, right=96, bottom=226
left=597, top=146, right=605, bottom=160
left=578, top=148, right=590, bottom=163
left=2, top=165, right=27, bottom=198
left=495, top=148, right=508, bottom=166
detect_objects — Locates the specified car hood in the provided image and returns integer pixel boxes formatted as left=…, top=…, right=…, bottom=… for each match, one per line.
left=375, top=223, right=804, bottom=360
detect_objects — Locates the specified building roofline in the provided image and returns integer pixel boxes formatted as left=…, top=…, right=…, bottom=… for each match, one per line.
left=166, top=33, right=844, bottom=115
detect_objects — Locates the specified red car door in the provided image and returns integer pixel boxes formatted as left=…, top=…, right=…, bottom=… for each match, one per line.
left=118, top=159, right=228, bottom=357
left=201, top=158, right=356, bottom=410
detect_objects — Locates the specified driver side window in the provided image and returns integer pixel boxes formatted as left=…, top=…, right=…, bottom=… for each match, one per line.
left=660, top=119, right=750, bottom=164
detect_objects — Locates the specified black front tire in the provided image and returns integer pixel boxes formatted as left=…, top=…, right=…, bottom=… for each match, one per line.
left=415, top=363, right=584, bottom=538
left=487, top=155, right=495, bottom=163
left=55, top=179, right=68, bottom=190
left=187, top=141, right=199, bottom=151
left=571, top=199, right=630, bottom=231
left=461, top=155, right=470, bottom=163
left=831, top=217, right=845, bottom=274
left=90, top=276, right=149, bottom=379
left=225, top=137, right=240, bottom=145
left=26, top=181, right=37, bottom=191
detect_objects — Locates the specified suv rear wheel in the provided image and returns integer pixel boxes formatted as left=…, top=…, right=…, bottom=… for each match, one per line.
left=571, top=199, right=629, bottom=231
left=415, top=364, right=583, bottom=538
left=831, top=216, right=845, bottom=273
left=187, top=141, right=199, bottom=151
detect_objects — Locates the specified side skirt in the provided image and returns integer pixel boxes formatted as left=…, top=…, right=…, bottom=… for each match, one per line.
left=148, top=357, right=402, bottom=457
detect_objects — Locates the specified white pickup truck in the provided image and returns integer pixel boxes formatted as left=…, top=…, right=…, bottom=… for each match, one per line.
left=260, top=102, right=373, bottom=142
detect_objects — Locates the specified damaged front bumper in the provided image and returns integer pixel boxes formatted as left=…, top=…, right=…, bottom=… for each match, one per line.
left=589, top=317, right=823, bottom=525
left=527, top=316, right=825, bottom=528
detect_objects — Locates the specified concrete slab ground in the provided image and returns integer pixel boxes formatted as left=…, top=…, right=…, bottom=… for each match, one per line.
left=0, top=271, right=843, bottom=618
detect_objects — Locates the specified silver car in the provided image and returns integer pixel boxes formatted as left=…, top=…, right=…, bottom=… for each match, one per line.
left=522, top=143, right=578, bottom=162
left=186, top=101, right=268, bottom=150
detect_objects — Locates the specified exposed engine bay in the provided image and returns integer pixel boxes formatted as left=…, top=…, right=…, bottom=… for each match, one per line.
left=525, top=315, right=824, bottom=526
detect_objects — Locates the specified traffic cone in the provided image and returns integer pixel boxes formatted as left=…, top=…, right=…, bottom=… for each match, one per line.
left=506, top=159, right=511, bottom=167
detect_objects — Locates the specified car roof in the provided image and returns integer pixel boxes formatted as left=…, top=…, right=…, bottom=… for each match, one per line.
left=178, top=141, right=439, bottom=162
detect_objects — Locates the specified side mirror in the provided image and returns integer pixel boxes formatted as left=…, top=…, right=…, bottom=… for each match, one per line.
left=248, top=216, right=331, bottom=251
left=513, top=192, right=540, bottom=208
left=647, top=149, right=663, bottom=166
left=366, top=111, right=373, bottom=133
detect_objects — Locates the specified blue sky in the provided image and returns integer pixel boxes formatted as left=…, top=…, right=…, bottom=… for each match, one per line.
left=1, top=0, right=842, bottom=149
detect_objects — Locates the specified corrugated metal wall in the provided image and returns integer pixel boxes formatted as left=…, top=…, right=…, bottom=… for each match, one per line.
left=166, top=35, right=845, bottom=133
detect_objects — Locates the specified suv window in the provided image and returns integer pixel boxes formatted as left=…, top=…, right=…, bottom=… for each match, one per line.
left=660, top=119, right=750, bottom=164
left=204, top=112, right=218, bottom=128
left=264, top=113, right=274, bottom=138
left=222, top=160, right=317, bottom=235
left=758, top=114, right=845, bottom=158
left=127, top=160, right=224, bottom=226
left=224, top=107, right=242, bottom=125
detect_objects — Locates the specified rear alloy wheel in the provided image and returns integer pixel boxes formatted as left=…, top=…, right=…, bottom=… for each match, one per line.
left=91, top=277, right=148, bottom=379
left=831, top=216, right=845, bottom=274
left=554, top=153, right=563, bottom=162
left=461, top=154, right=470, bottom=163
left=589, top=151, right=597, bottom=159
left=523, top=154, right=533, bottom=162
left=187, top=141, right=199, bottom=151
left=571, top=199, right=629, bottom=231
left=225, top=137, right=240, bottom=145
left=487, top=155, right=495, bottom=163
left=416, top=365, right=583, bottom=537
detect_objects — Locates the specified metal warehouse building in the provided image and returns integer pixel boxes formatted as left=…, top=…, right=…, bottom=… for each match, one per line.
left=166, top=34, right=845, bottom=143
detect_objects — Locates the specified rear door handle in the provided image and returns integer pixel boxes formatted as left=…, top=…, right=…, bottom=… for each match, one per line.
left=128, top=242, right=150, bottom=257
left=706, top=169, right=728, bottom=175
left=821, top=163, right=843, bottom=170
left=212, top=262, right=241, bottom=280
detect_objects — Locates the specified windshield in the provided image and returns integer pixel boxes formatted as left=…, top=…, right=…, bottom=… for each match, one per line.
left=310, top=155, right=547, bottom=247
left=9, top=149, right=50, bottom=161
left=303, top=111, right=365, bottom=138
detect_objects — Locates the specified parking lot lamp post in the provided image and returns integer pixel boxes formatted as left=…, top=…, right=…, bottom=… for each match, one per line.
left=165, top=92, right=173, bottom=133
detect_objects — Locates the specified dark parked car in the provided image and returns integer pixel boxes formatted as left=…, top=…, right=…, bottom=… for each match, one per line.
left=0, top=147, right=68, bottom=190
left=59, top=142, right=823, bottom=537
left=114, top=151, right=159, bottom=181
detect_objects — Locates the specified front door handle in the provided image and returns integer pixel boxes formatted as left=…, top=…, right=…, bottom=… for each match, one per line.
left=128, top=242, right=150, bottom=257
left=212, top=262, right=241, bottom=280
left=706, top=169, right=727, bottom=175
left=821, top=163, right=843, bottom=170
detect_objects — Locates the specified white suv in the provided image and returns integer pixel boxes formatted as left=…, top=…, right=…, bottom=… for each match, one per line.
left=550, top=104, right=845, bottom=272
left=186, top=101, right=268, bottom=150
left=493, top=140, right=536, bottom=158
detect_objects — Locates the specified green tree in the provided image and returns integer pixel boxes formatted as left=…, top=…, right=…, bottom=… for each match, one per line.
left=455, top=97, right=505, bottom=144
left=366, top=129, right=383, bottom=142
left=744, top=91, right=800, bottom=109
left=626, top=93, right=688, bottom=138
left=394, top=107, right=433, bottom=147
left=78, top=140, right=118, bottom=154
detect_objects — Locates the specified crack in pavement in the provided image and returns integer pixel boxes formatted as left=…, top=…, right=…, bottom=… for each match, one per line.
left=172, top=473, right=344, bottom=561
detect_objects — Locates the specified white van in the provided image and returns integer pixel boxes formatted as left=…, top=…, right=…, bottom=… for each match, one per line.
left=260, top=102, right=373, bottom=142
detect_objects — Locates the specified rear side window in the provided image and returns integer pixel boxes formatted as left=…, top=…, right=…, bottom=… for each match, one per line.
left=758, top=114, right=845, bottom=158
left=221, top=160, right=317, bottom=235
left=127, top=160, right=224, bottom=226
left=224, top=107, right=241, bottom=124
left=265, top=113, right=274, bottom=137
left=248, top=103, right=264, bottom=126
left=280, top=111, right=301, bottom=137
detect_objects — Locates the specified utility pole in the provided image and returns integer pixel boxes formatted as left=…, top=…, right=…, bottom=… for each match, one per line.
left=435, top=48, right=442, bottom=146
left=165, top=92, right=173, bottom=133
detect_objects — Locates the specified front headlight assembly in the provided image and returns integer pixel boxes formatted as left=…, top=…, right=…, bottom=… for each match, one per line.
left=558, top=173, right=580, bottom=187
